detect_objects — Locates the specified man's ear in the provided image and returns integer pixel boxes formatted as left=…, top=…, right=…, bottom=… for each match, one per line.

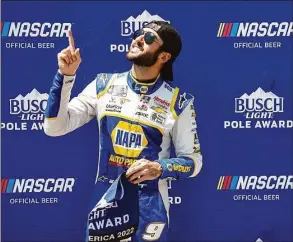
left=159, top=52, right=172, bottom=64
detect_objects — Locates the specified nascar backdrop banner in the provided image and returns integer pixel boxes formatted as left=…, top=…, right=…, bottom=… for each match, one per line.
left=1, top=1, right=292, bottom=242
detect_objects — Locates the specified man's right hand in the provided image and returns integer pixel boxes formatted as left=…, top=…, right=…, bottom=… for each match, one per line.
left=57, top=29, right=81, bottom=76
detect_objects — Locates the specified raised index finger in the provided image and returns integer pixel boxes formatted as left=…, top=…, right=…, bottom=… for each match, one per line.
left=68, top=29, right=75, bottom=52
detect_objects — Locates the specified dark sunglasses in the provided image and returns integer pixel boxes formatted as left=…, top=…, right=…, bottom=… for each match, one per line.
left=132, top=29, right=160, bottom=45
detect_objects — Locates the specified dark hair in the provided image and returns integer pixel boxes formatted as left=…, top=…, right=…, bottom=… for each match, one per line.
left=144, top=21, right=182, bottom=81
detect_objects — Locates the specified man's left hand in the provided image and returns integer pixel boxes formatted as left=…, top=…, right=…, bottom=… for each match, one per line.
left=126, top=159, right=163, bottom=184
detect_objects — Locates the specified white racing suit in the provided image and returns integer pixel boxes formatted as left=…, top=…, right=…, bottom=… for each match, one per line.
left=44, top=70, right=203, bottom=241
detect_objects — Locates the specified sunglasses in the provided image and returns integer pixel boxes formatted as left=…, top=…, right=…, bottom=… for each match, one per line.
left=132, top=29, right=160, bottom=45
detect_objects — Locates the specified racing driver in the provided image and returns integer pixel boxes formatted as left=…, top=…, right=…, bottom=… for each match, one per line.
left=44, top=20, right=203, bottom=241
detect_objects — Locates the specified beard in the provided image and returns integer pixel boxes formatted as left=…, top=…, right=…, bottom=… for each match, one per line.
left=126, top=48, right=162, bottom=67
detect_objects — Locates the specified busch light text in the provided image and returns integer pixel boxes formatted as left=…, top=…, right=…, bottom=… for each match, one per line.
left=121, top=21, right=149, bottom=36
left=10, top=99, right=47, bottom=114
left=235, top=97, right=283, bottom=113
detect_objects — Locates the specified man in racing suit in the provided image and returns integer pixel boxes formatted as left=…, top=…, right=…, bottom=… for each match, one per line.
left=44, top=21, right=203, bottom=241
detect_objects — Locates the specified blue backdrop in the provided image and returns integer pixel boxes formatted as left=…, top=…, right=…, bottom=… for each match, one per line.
left=1, top=1, right=293, bottom=242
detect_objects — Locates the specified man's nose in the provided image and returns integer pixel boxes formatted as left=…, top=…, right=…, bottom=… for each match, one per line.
left=135, top=34, right=144, bottom=46
left=135, top=33, right=144, bottom=42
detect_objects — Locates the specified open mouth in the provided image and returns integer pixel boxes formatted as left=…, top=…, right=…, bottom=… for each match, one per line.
left=131, top=43, right=143, bottom=53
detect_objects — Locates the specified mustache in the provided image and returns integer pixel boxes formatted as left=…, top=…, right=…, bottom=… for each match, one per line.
left=132, top=41, right=144, bottom=51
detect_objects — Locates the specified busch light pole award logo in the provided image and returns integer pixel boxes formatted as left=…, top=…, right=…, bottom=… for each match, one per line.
left=120, top=10, right=168, bottom=37
left=110, top=10, right=169, bottom=53
left=1, top=89, right=48, bottom=131
left=224, top=87, right=292, bottom=129
left=236, top=87, right=284, bottom=118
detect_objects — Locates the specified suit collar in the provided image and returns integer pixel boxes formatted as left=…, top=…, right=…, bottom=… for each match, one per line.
left=127, top=71, right=163, bottom=95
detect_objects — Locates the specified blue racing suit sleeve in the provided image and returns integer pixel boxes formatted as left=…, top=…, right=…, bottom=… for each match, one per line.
left=157, top=92, right=203, bottom=180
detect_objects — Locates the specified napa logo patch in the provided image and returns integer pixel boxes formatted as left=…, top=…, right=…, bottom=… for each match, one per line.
left=111, top=121, right=148, bottom=157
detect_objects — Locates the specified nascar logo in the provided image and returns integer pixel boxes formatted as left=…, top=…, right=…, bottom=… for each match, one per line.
left=1, top=178, right=75, bottom=193
left=218, top=175, right=293, bottom=190
left=111, top=121, right=148, bottom=158
left=217, top=22, right=293, bottom=37
left=1, top=22, right=71, bottom=37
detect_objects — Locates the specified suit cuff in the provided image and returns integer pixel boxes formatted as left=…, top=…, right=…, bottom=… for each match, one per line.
left=56, top=70, right=76, bottom=85
left=156, top=159, right=174, bottom=180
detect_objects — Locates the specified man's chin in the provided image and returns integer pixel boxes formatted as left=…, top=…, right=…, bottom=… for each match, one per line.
left=126, top=52, right=140, bottom=61
left=126, top=51, right=158, bottom=67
